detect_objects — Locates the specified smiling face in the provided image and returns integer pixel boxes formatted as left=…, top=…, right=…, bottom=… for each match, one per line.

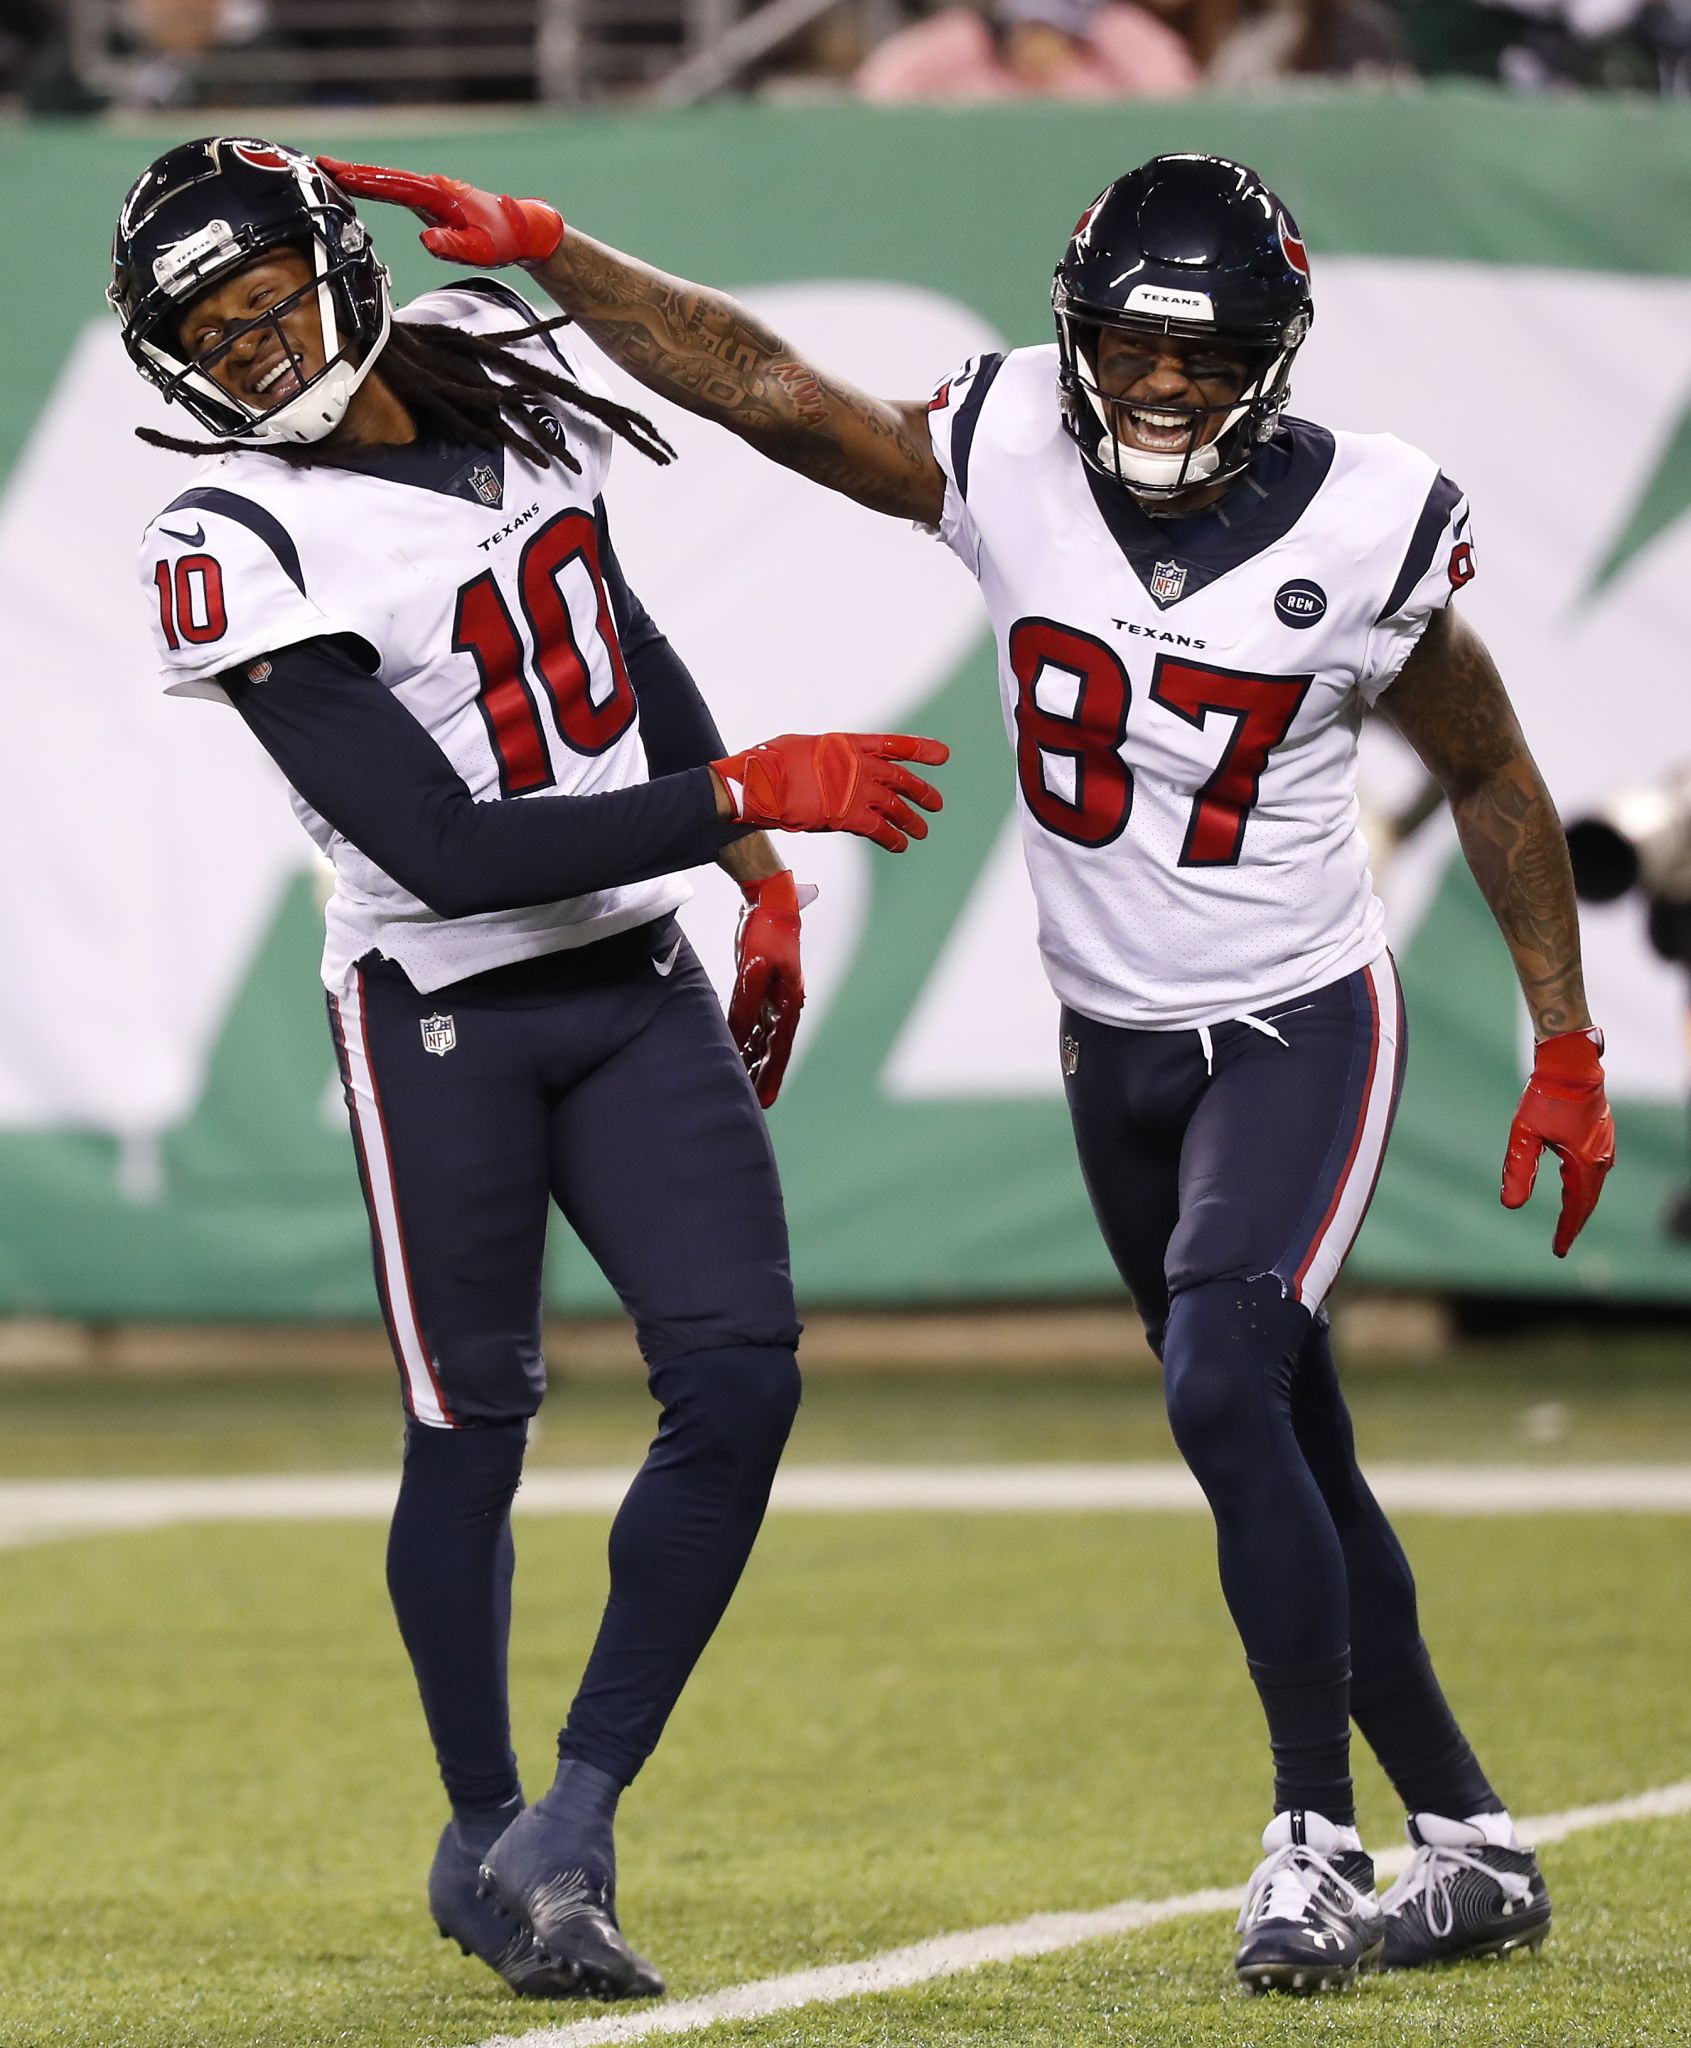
left=1089, top=327, right=1259, bottom=463
left=177, top=248, right=329, bottom=415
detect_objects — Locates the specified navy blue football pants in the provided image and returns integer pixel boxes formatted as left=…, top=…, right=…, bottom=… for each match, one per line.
left=1062, top=956, right=1497, bottom=1822
left=327, top=918, right=801, bottom=1804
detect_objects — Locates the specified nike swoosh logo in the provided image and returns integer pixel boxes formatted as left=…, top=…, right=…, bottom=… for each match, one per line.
left=652, top=937, right=682, bottom=977
left=160, top=522, right=206, bottom=547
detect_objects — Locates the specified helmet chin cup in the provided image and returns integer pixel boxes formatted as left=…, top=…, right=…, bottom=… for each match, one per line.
left=1098, top=432, right=1222, bottom=494
left=251, top=360, right=357, bottom=445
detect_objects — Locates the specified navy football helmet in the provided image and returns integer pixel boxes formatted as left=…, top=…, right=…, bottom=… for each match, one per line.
left=109, top=135, right=392, bottom=447
left=1052, top=154, right=1313, bottom=500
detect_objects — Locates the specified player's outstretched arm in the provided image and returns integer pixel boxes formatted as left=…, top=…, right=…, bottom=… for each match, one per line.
left=224, top=639, right=947, bottom=919
left=316, top=157, right=946, bottom=524
left=1381, top=606, right=1614, bottom=1254
left=531, top=230, right=946, bottom=523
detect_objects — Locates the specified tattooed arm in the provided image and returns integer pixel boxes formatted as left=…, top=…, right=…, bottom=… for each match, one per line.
left=1380, top=606, right=1591, bottom=1039
left=529, top=234, right=946, bottom=524
left=311, top=157, right=945, bottom=519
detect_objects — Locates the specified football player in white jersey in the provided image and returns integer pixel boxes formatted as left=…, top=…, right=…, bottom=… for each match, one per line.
left=110, top=136, right=949, bottom=2005
left=323, top=147, right=1618, bottom=1994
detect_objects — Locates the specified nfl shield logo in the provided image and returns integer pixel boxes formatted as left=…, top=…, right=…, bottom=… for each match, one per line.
left=468, top=464, right=502, bottom=508
left=1061, top=1033, right=1080, bottom=1078
left=1150, top=560, right=1188, bottom=606
left=420, top=1013, right=457, bottom=1057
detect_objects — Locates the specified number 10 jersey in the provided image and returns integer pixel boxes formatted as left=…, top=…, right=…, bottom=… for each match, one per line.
left=138, top=280, right=685, bottom=996
left=927, top=344, right=1474, bottom=1031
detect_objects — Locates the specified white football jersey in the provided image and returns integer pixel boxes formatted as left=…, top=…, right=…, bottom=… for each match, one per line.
left=138, top=280, right=686, bottom=995
left=927, top=343, right=1474, bottom=1030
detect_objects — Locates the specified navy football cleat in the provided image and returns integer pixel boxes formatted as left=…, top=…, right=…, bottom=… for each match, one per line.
left=1234, top=1810, right=1384, bottom=1995
left=1381, top=1813, right=1551, bottom=1967
left=428, top=1811, right=586, bottom=1999
left=479, top=1800, right=664, bottom=2001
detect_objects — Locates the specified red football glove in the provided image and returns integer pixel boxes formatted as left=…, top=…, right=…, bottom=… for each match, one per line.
left=712, top=733, right=947, bottom=854
left=1500, top=1027, right=1616, bottom=1258
left=728, top=871, right=814, bottom=1110
left=316, top=156, right=564, bottom=268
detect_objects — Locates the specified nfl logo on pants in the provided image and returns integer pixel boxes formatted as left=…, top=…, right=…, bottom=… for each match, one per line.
left=420, top=1013, right=456, bottom=1057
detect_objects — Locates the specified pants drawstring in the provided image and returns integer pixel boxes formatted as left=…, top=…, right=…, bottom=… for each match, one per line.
left=1238, top=1012, right=1291, bottom=1048
left=1196, top=1011, right=1291, bottom=1078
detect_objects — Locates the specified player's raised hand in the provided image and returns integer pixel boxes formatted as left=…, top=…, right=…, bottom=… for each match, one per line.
left=316, top=156, right=563, bottom=268
left=712, top=733, right=948, bottom=855
left=1500, top=1027, right=1616, bottom=1258
left=729, top=871, right=815, bottom=1109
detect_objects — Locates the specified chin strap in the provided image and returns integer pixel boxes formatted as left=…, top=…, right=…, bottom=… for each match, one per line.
left=1094, top=421, right=1228, bottom=495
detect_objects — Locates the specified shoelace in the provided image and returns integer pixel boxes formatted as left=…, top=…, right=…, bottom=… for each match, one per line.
left=1381, top=1842, right=1534, bottom=1938
left=527, top=1868, right=602, bottom=1920
left=1242, top=1844, right=1370, bottom=1928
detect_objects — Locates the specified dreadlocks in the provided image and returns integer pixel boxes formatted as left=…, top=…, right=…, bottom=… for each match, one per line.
left=135, top=310, right=675, bottom=471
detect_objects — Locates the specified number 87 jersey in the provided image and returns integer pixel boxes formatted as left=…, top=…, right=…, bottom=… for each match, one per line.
left=138, top=281, right=683, bottom=995
left=928, top=345, right=1475, bottom=1032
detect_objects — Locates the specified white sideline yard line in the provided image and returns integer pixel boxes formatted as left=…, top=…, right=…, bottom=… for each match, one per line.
left=470, top=1779, right=1691, bottom=2048
left=3, top=1462, right=1691, bottom=1549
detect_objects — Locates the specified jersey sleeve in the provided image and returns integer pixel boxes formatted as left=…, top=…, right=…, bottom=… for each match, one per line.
left=924, top=352, right=1005, bottom=575
left=139, top=491, right=361, bottom=705
left=1359, top=471, right=1477, bottom=704
left=224, top=635, right=737, bottom=915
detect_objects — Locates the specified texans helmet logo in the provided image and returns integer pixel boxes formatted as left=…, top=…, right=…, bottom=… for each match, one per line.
left=228, top=139, right=295, bottom=172
left=1071, top=198, right=1105, bottom=244
left=1277, top=212, right=1311, bottom=280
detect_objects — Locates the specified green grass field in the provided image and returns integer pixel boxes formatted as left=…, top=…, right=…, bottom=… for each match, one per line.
left=3, top=1330, right=1691, bottom=1477
left=1, top=1341, right=1688, bottom=2048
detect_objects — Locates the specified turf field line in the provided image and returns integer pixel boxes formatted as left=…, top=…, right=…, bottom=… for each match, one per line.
left=470, top=1779, right=1691, bottom=2048
left=3, top=1462, right=1691, bottom=1548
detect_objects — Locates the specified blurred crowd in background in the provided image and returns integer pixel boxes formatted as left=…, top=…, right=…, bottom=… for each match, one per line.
left=4, top=0, right=1689, bottom=115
